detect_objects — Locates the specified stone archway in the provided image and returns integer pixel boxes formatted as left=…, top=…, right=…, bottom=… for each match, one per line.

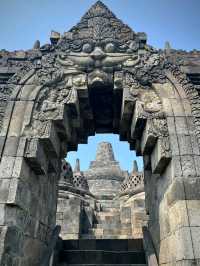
left=0, top=1, right=200, bottom=265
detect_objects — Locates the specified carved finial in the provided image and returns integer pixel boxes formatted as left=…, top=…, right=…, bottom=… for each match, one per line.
left=165, top=41, right=172, bottom=51
left=50, top=31, right=61, bottom=45
left=33, top=40, right=40, bottom=49
left=94, top=0, right=106, bottom=6
left=74, top=158, right=81, bottom=172
left=90, top=1, right=112, bottom=11
left=133, top=160, right=138, bottom=172
left=80, top=0, right=117, bottom=20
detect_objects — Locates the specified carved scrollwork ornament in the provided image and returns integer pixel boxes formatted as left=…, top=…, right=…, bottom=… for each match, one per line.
left=53, top=1, right=148, bottom=90
left=31, top=52, right=67, bottom=86
left=148, top=118, right=169, bottom=138
left=165, top=61, right=200, bottom=148
left=40, top=53, right=56, bottom=68
left=0, top=84, right=15, bottom=131
left=34, top=68, right=64, bottom=86
left=24, top=73, right=75, bottom=137
left=125, top=52, right=167, bottom=86
left=123, top=70, right=164, bottom=116
left=8, top=61, right=35, bottom=84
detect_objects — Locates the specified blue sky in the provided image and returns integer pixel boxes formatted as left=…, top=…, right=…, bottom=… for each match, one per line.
left=1, top=0, right=200, bottom=51
left=1, top=0, right=199, bottom=172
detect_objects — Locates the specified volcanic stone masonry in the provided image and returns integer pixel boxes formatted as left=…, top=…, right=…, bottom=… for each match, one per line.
left=0, top=1, right=200, bottom=265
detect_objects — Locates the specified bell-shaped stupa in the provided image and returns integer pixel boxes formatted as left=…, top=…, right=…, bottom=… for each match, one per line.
left=85, top=142, right=127, bottom=199
left=120, top=160, right=144, bottom=193
left=73, top=159, right=89, bottom=191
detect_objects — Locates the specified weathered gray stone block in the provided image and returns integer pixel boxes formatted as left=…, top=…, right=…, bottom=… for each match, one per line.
left=0, top=179, right=11, bottom=203
left=151, top=137, right=171, bottom=174
left=168, top=200, right=189, bottom=232
left=166, top=178, right=185, bottom=206
left=0, top=205, right=5, bottom=225
left=141, top=119, right=157, bottom=155
left=25, top=139, right=49, bottom=175
left=191, top=226, right=200, bottom=259
left=183, top=178, right=200, bottom=200
left=6, top=101, right=27, bottom=137
left=170, top=98, right=192, bottom=117
left=0, top=156, right=15, bottom=178
left=175, top=227, right=195, bottom=261
left=187, top=200, right=200, bottom=227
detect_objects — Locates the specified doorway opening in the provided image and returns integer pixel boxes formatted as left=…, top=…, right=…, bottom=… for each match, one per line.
left=57, top=134, right=146, bottom=240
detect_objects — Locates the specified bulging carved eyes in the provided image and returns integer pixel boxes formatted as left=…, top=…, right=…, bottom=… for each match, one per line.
left=82, top=43, right=93, bottom=53
left=129, top=41, right=139, bottom=52
left=105, top=43, right=116, bottom=53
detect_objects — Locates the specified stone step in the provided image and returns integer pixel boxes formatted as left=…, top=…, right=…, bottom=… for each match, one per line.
left=121, top=228, right=132, bottom=235
left=90, top=229, right=132, bottom=236
left=99, top=206, right=120, bottom=211
left=96, top=211, right=120, bottom=217
left=96, top=214, right=120, bottom=222
left=98, top=200, right=120, bottom=206
left=60, top=250, right=146, bottom=264
left=89, top=228, right=122, bottom=236
left=101, top=207, right=120, bottom=212
left=66, top=264, right=147, bottom=266
left=121, top=223, right=132, bottom=228
left=95, top=218, right=121, bottom=225
left=94, top=222, right=132, bottom=230
left=94, top=222, right=121, bottom=229
left=81, top=234, right=96, bottom=239
left=62, top=239, right=144, bottom=252
left=121, top=219, right=132, bottom=225
left=81, top=234, right=133, bottom=240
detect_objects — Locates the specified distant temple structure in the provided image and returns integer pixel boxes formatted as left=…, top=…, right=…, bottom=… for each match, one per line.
left=56, top=142, right=147, bottom=239
left=85, top=142, right=127, bottom=199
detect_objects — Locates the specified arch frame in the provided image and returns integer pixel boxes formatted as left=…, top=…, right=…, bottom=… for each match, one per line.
left=0, top=2, right=200, bottom=265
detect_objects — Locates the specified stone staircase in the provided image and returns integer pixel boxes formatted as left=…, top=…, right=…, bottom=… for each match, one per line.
left=81, top=200, right=133, bottom=239
left=57, top=239, right=147, bottom=266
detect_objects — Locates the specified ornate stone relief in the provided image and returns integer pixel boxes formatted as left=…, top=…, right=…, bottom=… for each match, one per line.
left=148, top=118, right=171, bottom=158
left=52, top=1, right=168, bottom=103
left=8, top=61, right=35, bottom=85
left=0, top=85, right=14, bottom=131
left=165, top=62, right=200, bottom=148
left=24, top=78, right=72, bottom=137
left=5, top=49, right=42, bottom=85
left=123, top=71, right=164, bottom=117
left=54, top=1, right=147, bottom=88
left=123, top=67, right=171, bottom=160
left=0, top=0, right=194, bottom=162
left=147, top=118, right=169, bottom=139
left=123, top=52, right=166, bottom=87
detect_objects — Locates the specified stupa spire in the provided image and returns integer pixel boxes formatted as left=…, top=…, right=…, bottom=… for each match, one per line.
left=132, top=160, right=138, bottom=172
left=95, top=142, right=115, bottom=162
left=74, top=158, right=81, bottom=172
left=165, top=41, right=172, bottom=50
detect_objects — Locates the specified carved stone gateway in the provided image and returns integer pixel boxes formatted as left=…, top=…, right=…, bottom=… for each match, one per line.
left=0, top=1, right=200, bottom=265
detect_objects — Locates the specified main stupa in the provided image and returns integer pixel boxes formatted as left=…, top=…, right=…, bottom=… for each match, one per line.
left=84, top=142, right=128, bottom=199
